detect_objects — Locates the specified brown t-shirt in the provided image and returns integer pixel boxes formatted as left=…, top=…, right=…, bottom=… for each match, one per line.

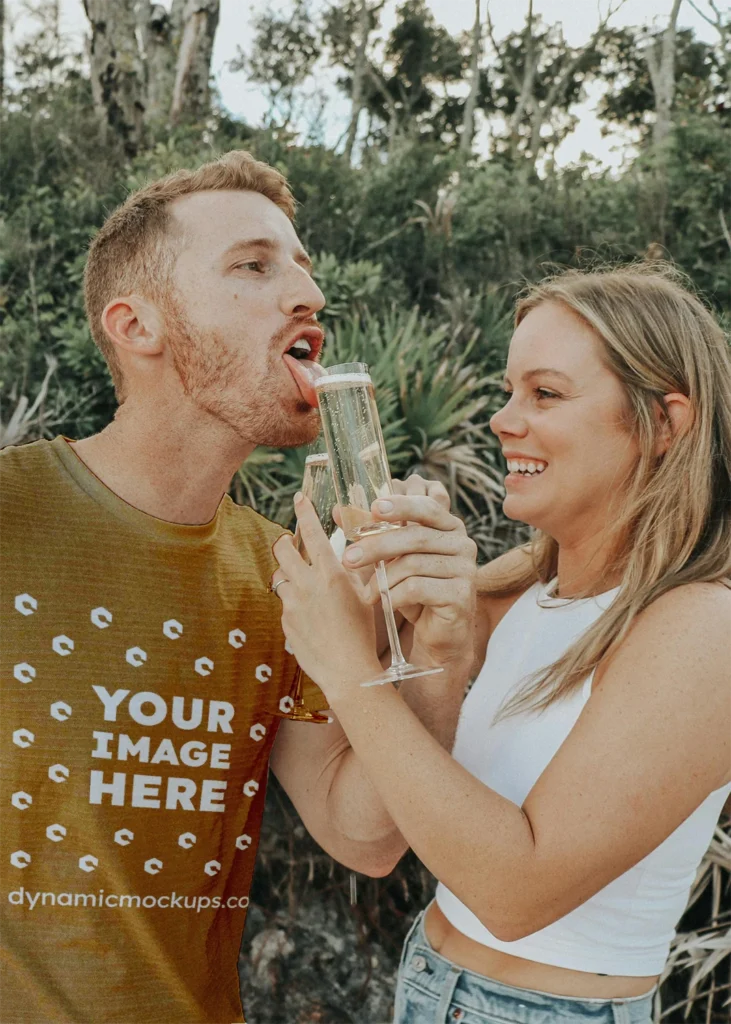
left=0, top=437, right=326, bottom=1024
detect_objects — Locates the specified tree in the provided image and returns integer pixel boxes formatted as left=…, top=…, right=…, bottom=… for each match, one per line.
left=1, top=0, right=5, bottom=106
left=343, top=0, right=377, bottom=163
left=169, top=0, right=220, bottom=125
left=232, top=0, right=317, bottom=130
left=644, top=0, right=683, bottom=146
left=485, top=0, right=627, bottom=165
left=357, top=0, right=468, bottom=155
left=459, top=0, right=483, bottom=157
left=598, top=24, right=727, bottom=140
left=82, top=0, right=220, bottom=155
left=83, top=0, right=145, bottom=157
left=687, top=0, right=731, bottom=96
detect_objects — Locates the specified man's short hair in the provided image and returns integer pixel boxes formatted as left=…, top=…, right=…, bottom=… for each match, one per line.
left=83, top=150, right=296, bottom=400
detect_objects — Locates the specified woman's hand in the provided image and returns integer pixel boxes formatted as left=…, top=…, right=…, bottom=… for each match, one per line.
left=342, top=475, right=478, bottom=670
left=272, top=495, right=383, bottom=700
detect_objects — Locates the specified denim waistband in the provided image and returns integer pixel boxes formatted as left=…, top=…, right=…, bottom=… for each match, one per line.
left=397, top=907, right=655, bottom=1024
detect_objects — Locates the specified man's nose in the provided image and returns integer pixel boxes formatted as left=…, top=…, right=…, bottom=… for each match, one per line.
left=283, top=267, right=326, bottom=319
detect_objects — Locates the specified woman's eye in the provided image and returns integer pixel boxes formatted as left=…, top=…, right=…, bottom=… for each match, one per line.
left=236, top=261, right=264, bottom=272
left=535, top=388, right=559, bottom=400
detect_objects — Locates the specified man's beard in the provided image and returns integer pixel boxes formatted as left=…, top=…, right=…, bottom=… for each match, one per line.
left=163, top=302, right=320, bottom=449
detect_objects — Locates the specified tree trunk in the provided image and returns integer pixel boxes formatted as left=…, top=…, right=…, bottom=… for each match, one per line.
left=1, top=0, right=5, bottom=108
left=169, top=0, right=220, bottom=125
left=507, top=1, right=538, bottom=159
left=83, top=0, right=146, bottom=157
left=344, top=0, right=371, bottom=164
left=139, top=2, right=182, bottom=126
left=459, top=0, right=482, bottom=157
left=645, top=0, right=683, bottom=148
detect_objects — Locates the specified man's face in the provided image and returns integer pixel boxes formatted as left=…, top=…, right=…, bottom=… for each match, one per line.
left=162, top=189, right=326, bottom=448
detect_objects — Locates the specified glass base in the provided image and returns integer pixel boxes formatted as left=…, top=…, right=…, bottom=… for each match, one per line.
left=361, top=662, right=444, bottom=688
left=287, top=706, right=332, bottom=723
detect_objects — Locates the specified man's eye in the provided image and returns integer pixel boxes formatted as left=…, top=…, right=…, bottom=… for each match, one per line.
left=236, top=261, right=264, bottom=272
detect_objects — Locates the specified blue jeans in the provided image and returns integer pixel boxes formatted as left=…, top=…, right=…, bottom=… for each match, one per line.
left=393, top=908, right=655, bottom=1024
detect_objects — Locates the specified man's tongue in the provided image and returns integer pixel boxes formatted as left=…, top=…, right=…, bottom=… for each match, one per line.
left=283, top=353, right=325, bottom=408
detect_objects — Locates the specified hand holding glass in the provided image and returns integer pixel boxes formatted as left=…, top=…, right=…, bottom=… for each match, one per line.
left=314, top=362, right=443, bottom=687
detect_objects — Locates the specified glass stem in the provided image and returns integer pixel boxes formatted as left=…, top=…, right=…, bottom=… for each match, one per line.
left=375, top=560, right=406, bottom=668
left=292, top=666, right=304, bottom=707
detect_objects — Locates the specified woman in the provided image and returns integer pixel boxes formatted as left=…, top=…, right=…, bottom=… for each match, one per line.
left=272, top=264, right=731, bottom=1024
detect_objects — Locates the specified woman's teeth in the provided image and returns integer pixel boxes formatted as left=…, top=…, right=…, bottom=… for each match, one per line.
left=507, top=460, right=547, bottom=475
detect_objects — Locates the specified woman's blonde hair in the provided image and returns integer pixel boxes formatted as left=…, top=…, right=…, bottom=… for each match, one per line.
left=487, top=262, right=731, bottom=717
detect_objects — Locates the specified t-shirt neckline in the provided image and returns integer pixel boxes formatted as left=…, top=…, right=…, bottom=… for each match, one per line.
left=51, top=435, right=229, bottom=544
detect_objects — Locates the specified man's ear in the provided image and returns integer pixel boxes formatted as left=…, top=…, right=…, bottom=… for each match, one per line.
left=101, top=295, right=164, bottom=360
left=655, top=392, right=693, bottom=456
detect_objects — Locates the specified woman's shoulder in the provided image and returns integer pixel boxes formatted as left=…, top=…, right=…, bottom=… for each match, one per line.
left=597, top=580, right=730, bottom=700
left=634, top=580, right=730, bottom=637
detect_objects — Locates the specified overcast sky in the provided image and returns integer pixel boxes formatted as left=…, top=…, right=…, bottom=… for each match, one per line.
left=5, top=0, right=724, bottom=168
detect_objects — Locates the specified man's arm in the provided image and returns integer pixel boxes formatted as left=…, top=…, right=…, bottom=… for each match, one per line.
left=270, top=649, right=470, bottom=877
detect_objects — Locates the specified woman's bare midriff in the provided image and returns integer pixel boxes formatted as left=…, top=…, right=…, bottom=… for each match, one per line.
left=424, top=902, right=658, bottom=1000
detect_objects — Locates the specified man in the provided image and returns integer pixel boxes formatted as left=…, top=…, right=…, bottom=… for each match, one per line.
left=0, top=150, right=476, bottom=1023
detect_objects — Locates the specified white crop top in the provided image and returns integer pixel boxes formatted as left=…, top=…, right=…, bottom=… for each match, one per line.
left=435, top=580, right=731, bottom=976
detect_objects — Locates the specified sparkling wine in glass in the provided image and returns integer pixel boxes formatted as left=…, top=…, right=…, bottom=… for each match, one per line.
left=314, top=362, right=443, bottom=687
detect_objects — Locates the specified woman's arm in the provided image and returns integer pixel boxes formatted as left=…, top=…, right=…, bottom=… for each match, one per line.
left=275, top=509, right=731, bottom=941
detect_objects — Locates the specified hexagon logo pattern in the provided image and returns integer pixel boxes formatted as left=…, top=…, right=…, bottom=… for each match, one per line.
left=144, top=859, right=163, bottom=875
left=178, top=832, right=196, bottom=849
left=204, top=860, right=221, bottom=877
left=52, top=635, right=74, bottom=656
left=12, top=729, right=34, bottom=749
left=249, top=723, right=266, bottom=742
left=48, top=764, right=70, bottom=783
left=114, top=829, right=134, bottom=846
left=235, top=834, right=253, bottom=851
left=10, top=851, right=31, bottom=869
left=228, top=628, right=247, bottom=649
left=50, top=701, right=72, bottom=722
left=194, top=657, right=214, bottom=677
left=11, top=791, right=32, bottom=811
left=255, top=664, right=272, bottom=683
left=78, top=855, right=98, bottom=873
left=46, top=824, right=67, bottom=842
left=126, top=647, right=147, bottom=668
left=278, top=696, right=294, bottom=714
left=163, top=619, right=183, bottom=639
left=13, top=663, right=36, bottom=684
left=90, top=607, right=113, bottom=629
left=242, top=780, right=259, bottom=798
left=14, top=593, right=37, bottom=616
left=284, top=637, right=294, bottom=655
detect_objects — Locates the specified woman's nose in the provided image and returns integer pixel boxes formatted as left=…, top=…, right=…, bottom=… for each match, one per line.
left=490, top=396, right=527, bottom=438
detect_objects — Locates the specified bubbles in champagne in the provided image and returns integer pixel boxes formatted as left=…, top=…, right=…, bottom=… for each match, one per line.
left=316, top=374, right=397, bottom=541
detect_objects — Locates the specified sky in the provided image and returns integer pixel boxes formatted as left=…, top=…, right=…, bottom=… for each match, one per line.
left=5, top=0, right=723, bottom=169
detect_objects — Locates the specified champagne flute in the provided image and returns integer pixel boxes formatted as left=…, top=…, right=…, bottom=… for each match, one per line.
left=277, top=452, right=341, bottom=724
left=282, top=450, right=360, bottom=904
left=314, top=362, right=443, bottom=687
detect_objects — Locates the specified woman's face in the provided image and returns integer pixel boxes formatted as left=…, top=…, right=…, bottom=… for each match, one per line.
left=490, top=300, right=640, bottom=545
